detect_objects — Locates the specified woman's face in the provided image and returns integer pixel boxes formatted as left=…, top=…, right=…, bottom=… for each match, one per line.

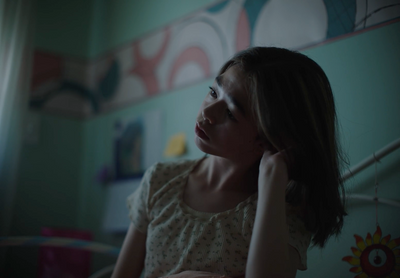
left=194, top=65, right=262, bottom=161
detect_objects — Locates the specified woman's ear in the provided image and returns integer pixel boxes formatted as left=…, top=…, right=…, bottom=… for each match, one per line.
left=255, top=135, right=278, bottom=154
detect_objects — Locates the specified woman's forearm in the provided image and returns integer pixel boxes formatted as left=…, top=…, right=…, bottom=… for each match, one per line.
left=246, top=169, right=295, bottom=278
left=112, top=224, right=146, bottom=278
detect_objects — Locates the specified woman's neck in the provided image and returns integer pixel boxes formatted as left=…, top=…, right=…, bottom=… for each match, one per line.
left=196, top=155, right=260, bottom=194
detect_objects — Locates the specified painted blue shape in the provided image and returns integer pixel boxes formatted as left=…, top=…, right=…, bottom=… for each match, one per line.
left=23, top=237, right=48, bottom=246
left=115, top=119, right=145, bottom=180
left=243, top=0, right=270, bottom=43
left=324, top=0, right=356, bottom=39
left=98, top=59, right=120, bottom=100
left=68, top=239, right=90, bottom=248
left=207, top=0, right=230, bottom=13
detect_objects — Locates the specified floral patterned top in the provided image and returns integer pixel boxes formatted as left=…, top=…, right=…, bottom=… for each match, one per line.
left=127, top=158, right=311, bottom=278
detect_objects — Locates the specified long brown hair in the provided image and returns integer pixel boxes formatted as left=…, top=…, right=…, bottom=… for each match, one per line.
left=219, top=47, right=348, bottom=248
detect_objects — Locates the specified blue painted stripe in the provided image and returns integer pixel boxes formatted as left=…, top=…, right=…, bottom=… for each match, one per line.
left=23, top=237, right=49, bottom=246
left=68, top=240, right=91, bottom=248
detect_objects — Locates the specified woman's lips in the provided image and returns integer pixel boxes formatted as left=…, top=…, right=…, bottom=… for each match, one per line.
left=195, top=122, right=209, bottom=140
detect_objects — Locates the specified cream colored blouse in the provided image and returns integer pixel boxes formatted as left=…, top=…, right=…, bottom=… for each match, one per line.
left=127, top=158, right=311, bottom=278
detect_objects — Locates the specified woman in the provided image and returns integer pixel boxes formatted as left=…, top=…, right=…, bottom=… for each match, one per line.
left=112, top=47, right=347, bottom=278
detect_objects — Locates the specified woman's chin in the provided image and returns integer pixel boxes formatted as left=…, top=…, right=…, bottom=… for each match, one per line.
left=194, top=137, right=215, bottom=155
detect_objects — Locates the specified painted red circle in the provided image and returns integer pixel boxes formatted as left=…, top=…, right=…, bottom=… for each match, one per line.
left=359, top=244, right=395, bottom=277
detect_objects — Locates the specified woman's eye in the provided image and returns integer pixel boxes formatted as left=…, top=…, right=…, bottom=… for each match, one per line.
left=209, top=87, right=217, bottom=98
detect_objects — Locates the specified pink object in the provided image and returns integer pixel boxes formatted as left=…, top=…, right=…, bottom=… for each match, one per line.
left=31, top=51, right=63, bottom=90
left=38, top=227, right=92, bottom=278
left=129, top=27, right=171, bottom=96
left=168, top=46, right=211, bottom=90
left=236, top=8, right=251, bottom=52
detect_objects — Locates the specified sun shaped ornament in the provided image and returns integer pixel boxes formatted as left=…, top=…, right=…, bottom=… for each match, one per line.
left=342, top=225, right=400, bottom=277
left=343, top=156, right=400, bottom=277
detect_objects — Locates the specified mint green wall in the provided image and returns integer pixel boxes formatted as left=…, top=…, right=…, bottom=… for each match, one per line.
left=35, top=0, right=218, bottom=58
left=35, top=0, right=95, bottom=57
left=6, top=112, right=87, bottom=277
left=298, top=23, right=400, bottom=277
left=94, top=0, right=218, bottom=57
left=10, top=0, right=400, bottom=276
left=13, top=113, right=85, bottom=233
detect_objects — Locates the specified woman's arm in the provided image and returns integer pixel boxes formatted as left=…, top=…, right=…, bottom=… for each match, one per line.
left=246, top=150, right=299, bottom=278
left=112, top=223, right=147, bottom=278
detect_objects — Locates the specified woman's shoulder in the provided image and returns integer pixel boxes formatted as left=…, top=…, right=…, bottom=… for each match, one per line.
left=142, top=157, right=205, bottom=195
left=148, top=157, right=203, bottom=178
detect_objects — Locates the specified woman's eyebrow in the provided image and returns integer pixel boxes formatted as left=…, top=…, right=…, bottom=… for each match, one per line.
left=216, top=75, right=223, bottom=87
left=215, top=75, right=246, bottom=116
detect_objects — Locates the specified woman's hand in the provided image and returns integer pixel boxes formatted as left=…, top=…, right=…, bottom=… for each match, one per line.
left=258, top=148, right=290, bottom=189
left=160, top=271, right=241, bottom=278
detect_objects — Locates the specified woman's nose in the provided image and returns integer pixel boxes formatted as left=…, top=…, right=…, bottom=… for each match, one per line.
left=202, top=109, right=214, bottom=124
left=202, top=100, right=222, bottom=124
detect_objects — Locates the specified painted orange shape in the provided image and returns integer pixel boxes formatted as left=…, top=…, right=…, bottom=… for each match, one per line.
left=351, top=246, right=362, bottom=257
left=373, top=225, right=382, bottom=244
left=381, top=234, right=392, bottom=245
left=350, top=266, right=362, bottom=273
left=366, top=233, right=372, bottom=246
left=355, top=234, right=367, bottom=251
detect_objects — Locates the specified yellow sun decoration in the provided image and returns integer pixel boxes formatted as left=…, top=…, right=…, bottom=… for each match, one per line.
left=343, top=226, right=400, bottom=278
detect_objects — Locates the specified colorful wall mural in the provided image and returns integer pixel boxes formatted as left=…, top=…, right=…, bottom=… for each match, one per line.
left=29, top=0, right=400, bottom=118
